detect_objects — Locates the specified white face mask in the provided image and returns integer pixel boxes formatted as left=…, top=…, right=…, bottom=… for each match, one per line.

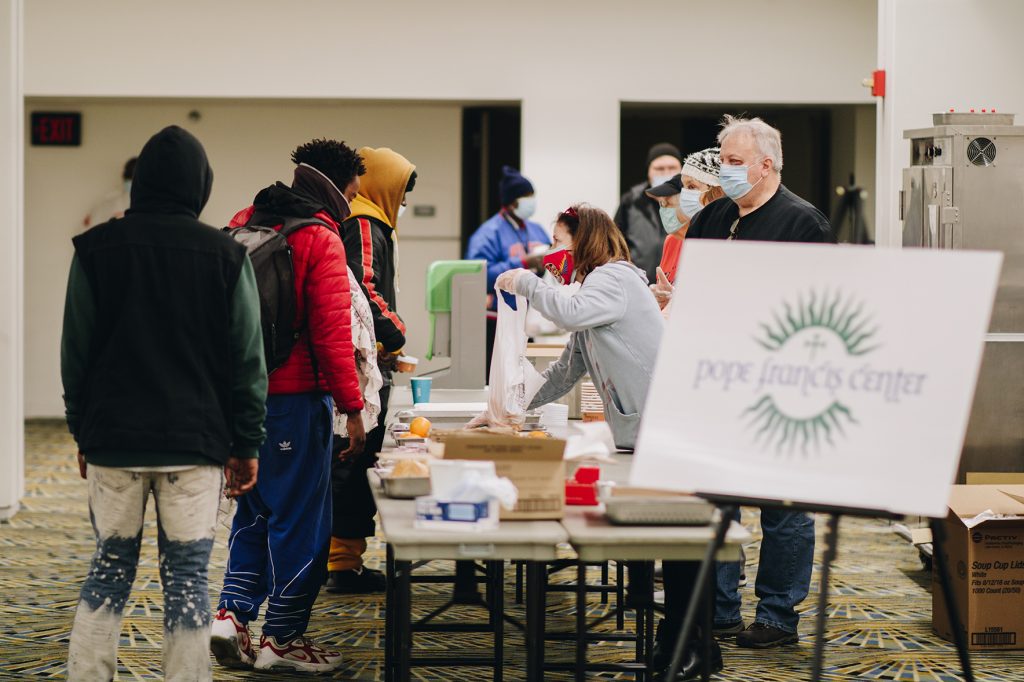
left=513, top=196, right=537, bottom=220
left=397, top=204, right=407, bottom=219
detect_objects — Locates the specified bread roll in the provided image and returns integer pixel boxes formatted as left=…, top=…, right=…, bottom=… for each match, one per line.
left=391, top=459, right=430, bottom=478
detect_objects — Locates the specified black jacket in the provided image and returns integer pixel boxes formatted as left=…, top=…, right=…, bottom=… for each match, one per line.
left=613, top=181, right=663, bottom=283
left=687, top=185, right=835, bottom=243
left=340, top=214, right=406, bottom=354
left=70, top=126, right=254, bottom=464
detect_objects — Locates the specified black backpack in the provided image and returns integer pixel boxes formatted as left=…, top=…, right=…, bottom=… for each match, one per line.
left=225, top=215, right=330, bottom=373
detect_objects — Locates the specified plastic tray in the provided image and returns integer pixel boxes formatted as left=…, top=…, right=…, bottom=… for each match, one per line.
left=604, top=496, right=714, bottom=526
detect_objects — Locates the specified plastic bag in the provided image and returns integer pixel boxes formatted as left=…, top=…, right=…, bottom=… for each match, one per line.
left=333, top=268, right=383, bottom=436
left=469, top=293, right=546, bottom=428
left=525, top=272, right=580, bottom=337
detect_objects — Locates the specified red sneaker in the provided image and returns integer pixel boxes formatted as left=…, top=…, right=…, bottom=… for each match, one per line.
left=254, top=634, right=344, bottom=673
left=210, top=608, right=256, bottom=669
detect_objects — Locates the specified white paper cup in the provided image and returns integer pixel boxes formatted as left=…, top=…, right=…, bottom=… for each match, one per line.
left=540, top=403, right=570, bottom=427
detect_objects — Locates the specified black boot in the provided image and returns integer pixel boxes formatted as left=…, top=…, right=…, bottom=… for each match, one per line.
left=325, top=566, right=387, bottom=594
left=652, top=618, right=725, bottom=681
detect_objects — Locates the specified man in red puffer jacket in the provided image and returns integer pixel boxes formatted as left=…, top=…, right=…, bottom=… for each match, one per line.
left=211, top=139, right=366, bottom=675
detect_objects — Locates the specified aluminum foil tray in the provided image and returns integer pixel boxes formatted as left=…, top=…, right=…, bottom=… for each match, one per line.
left=381, top=476, right=432, bottom=499
left=604, top=496, right=714, bottom=526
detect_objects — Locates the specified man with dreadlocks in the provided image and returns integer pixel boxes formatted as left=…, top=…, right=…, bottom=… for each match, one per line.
left=211, top=139, right=366, bottom=674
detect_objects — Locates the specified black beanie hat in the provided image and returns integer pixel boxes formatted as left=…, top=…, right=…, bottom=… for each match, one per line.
left=499, top=165, right=535, bottom=206
left=646, top=142, right=682, bottom=167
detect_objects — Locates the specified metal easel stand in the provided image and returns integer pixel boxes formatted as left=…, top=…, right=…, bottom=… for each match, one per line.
left=808, top=510, right=974, bottom=682
left=665, top=505, right=737, bottom=682
left=667, top=503, right=976, bottom=682
left=930, top=516, right=976, bottom=682
left=809, top=513, right=840, bottom=680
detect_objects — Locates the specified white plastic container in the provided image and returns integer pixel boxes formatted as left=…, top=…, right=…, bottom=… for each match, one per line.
left=428, top=459, right=497, bottom=499
left=540, top=403, right=569, bottom=428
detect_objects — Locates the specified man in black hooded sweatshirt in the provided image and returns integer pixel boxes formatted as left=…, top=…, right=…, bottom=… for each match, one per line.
left=63, top=125, right=267, bottom=681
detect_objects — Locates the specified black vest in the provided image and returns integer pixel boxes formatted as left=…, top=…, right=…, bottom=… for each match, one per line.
left=72, top=215, right=247, bottom=464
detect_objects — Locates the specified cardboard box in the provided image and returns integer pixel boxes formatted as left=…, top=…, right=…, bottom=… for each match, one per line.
left=431, top=432, right=566, bottom=520
left=933, top=485, right=1024, bottom=650
left=966, top=472, right=1024, bottom=485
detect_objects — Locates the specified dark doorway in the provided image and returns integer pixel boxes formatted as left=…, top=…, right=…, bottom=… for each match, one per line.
left=461, top=105, right=521, bottom=254
left=621, top=104, right=839, bottom=216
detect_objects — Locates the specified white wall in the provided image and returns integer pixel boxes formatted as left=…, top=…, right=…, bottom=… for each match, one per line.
left=21, top=0, right=878, bottom=417
left=0, top=0, right=24, bottom=517
left=24, top=0, right=877, bottom=222
left=876, top=0, right=1024, bottom=246
left=24, top=98, right=461, bottom=416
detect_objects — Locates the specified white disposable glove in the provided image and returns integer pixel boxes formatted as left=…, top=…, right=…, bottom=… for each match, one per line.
left=650, top=266, right=674, bottom=310
left=495, top=268, right=528, bottom=293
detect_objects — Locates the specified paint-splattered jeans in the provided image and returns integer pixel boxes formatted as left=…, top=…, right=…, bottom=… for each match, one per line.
left=67, top=465, right=221, bottom=682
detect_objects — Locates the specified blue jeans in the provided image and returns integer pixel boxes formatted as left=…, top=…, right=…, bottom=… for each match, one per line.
left=218, top=393, right=333, bottom=641
left=715, top=507, right=815, bottom=633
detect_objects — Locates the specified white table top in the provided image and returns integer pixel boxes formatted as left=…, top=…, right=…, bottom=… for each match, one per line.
left=369, top=470, right=568, bottom=561
left=371, top=449, right=751, bottom=563
left=560, top=506, right=750, bottom=562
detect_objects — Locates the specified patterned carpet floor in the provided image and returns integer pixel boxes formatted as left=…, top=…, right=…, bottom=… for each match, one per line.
left=2, top=420, right=1023, bottom=680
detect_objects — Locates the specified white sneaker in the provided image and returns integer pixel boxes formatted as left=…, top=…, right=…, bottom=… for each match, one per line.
left=210, top=608, right=256, bottom=669
left=254, top=634, right=343, bottom=673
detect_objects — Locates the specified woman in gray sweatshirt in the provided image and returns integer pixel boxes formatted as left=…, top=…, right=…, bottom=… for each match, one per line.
left=496, top=204, right=664, bottom=449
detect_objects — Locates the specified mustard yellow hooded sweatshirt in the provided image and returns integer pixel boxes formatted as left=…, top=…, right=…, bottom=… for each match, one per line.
left=330, top=147, right=416, bottom=571
left=349, top=147, right=416, bottom=230
left=337, top=147, right=415, bottom=358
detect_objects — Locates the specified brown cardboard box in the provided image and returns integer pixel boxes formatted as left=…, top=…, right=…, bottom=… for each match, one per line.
left=966, top=473, right=1024, bottom=484
left=430, top=432, right=566, bottom=520
left=933, top=485, right=1024, bottom=650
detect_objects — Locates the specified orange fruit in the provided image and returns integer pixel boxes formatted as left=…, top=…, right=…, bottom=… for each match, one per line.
left=526, top=430, right=549, bottom=439
left=409, top=417, right=432, bottom=438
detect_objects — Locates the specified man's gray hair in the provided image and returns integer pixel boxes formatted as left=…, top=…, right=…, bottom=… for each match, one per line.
left=717, top=115, right=784, bottom=172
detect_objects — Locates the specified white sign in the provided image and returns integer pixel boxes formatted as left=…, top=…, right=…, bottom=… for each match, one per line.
left=630, top=241, right=1001, bottom=518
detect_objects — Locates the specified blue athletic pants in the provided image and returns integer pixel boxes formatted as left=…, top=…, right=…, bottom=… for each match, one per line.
left=217, top=393, right=333, bottom=641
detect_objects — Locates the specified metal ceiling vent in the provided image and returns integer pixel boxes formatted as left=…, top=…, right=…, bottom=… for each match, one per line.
left=967, top=137, right=997, bottom=166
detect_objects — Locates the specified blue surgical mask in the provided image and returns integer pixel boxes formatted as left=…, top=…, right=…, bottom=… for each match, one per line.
left=719, top=163, right=765, bottom=201
left=513, top=196, right=537, bottom=220
left=659, top=205, right=684, bottom=234
left=677, top=189, right=705, bottom=218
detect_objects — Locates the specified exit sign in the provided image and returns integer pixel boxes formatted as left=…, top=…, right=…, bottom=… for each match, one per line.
left=31, top=112, right=81, bottom=146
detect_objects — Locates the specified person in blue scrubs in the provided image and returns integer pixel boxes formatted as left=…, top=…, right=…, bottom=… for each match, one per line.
left=466, top=165, right=550, bottom=374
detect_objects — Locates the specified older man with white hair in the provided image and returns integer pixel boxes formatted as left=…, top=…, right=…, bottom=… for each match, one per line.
left=686, top=115, right=833, bottom=242
left=655, top=116, right=834, bottom=680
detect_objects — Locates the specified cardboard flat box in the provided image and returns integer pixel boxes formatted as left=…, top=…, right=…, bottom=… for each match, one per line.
left=431, top=432, right=566, bottom=520
left=966, top=473, right=1024, bottom=485
left=933, top=484, right=1024, bottom=650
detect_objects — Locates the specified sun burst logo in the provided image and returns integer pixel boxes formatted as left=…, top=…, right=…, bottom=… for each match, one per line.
left=744, top=290, right=880, bottom=456
left=753, top=290, right=879, bottom=356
